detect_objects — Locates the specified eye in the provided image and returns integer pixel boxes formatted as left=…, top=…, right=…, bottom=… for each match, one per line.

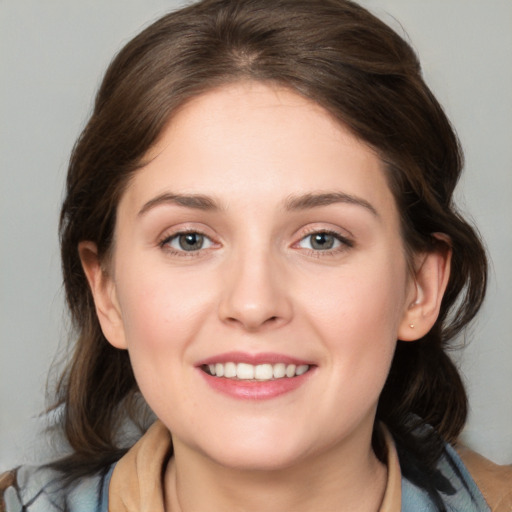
left=297, top=231, right=350, bottom=251
left=163, top=232, right=213, bottom=252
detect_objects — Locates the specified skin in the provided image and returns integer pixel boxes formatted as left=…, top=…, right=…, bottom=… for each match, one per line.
left=81, top=82, right=450, bottom=511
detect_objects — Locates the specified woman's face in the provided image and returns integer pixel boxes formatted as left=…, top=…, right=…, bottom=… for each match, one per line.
left=96, top=82, right=417, bottom=470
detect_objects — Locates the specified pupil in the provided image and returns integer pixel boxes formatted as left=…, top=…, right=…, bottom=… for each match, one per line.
left=311, top=233, right=334, bottom=250
left=179, top=233, right=203, bottom=251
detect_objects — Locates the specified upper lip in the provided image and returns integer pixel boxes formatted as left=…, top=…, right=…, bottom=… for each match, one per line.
left=196, top=351, right=313, bottom=367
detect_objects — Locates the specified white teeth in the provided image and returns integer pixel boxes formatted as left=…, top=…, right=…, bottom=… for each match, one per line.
left=224, top=362, right=237, bottom=378
left=296, top=364, right=309, bottom=376
left=215, top=363, right=224, bottom=377
left=205, top=362, right=310, bottom=381
left=273, top=363, right=286, bottom=379
left=254, top=364, right=273, bottom=380
left=237, top=363, right=254, bottom=380
left=285, top=364, right=296, bottom=378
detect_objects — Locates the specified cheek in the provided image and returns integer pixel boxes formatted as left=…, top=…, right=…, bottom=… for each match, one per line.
left=113, top=260, right=221, bottom=368
left=113, top=268, right=206, bottom=413
left=306, top=253, right=407, bottom=327
left=114, top=268, right=190, bottom=352
left=302, top=252, right=408, bottom=372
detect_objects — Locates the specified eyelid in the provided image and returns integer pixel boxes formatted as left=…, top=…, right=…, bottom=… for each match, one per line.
left=296, top=224, right=354, bottom=243
left=165, top=232, right=213, bottom=251
left=158, top=225, right=220, bottom=257
left=292, top=226, right=354, bottom=254
left=157, top=222, right=217, bottom=243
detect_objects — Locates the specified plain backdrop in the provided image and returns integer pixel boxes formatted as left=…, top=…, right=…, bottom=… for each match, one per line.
left=1, top=0, right=511, bottom=470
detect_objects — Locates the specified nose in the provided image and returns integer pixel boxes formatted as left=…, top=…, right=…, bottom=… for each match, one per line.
left=218, top=249, right=293, bottom=331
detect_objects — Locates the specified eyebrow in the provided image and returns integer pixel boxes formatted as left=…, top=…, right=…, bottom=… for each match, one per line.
left=138, top=191, right=378, bottom=217
left=138, top=193, right=220, bottom=216
left=285, top=192, right=378, bottom=216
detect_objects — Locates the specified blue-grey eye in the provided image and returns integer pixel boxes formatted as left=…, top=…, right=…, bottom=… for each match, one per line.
left=299, top=232, right=342, bottom=251
left=168, top=232, right=212, bottom=251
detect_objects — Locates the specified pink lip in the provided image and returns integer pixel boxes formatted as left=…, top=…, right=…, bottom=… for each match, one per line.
left=196, top=351, right=312, bottom=366
left=198, top=369, right=313, bottom=400
left=196, top=352, right=315, bottom=400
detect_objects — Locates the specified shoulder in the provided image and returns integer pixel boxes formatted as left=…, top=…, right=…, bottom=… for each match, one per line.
left=456, top=445, right=512, bottom=512
left=398, top=436, right=511, bottom=512
left=0, top=464, right=114, bottom=512
left=0, top=471, right=16, bottom=512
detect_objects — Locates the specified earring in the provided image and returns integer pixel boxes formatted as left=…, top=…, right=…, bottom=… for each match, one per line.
left=409, top=324, right=415, bottom=329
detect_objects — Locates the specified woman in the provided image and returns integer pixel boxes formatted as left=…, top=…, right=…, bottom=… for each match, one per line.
left=1, top=0, right=510, bottom=510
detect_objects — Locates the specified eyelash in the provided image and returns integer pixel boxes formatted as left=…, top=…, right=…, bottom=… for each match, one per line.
left=159, top=229, right=215, bottom=258
left=295, top=228, right=354, bottom=257
left=158, top=228, right=354, bottom=258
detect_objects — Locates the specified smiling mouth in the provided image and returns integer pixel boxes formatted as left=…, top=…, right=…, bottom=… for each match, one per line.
left=201, top=362, right=310, bottom=381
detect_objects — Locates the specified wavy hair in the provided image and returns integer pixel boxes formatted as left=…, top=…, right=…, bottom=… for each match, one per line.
left=53, top=0, right=487, bottom=482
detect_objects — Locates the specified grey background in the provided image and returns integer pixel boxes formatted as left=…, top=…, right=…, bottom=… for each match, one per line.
left=1, top=0, right=511, bottom=469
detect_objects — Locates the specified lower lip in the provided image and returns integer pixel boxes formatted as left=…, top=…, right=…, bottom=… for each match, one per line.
left=198, top=369, right=313, bottom=400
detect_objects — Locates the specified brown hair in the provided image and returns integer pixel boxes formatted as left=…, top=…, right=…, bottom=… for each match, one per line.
left=54, top=0, right=486, bottom=480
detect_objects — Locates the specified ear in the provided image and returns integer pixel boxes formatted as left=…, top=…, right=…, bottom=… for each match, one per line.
left=397, top=234, right=452, bottom=341
left=78, top=241, right=127, bottom=349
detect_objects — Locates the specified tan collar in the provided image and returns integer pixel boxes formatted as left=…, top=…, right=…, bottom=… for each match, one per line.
left=109, top=421, right=170, bottom=512
left=108, top=421, right=402, bottom=512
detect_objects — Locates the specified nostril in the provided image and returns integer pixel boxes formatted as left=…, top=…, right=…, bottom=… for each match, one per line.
left=224, top=314, right=281, bottom=330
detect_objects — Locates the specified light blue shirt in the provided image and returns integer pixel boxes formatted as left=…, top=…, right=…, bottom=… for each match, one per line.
left=3, top=441, right=490, bottom=511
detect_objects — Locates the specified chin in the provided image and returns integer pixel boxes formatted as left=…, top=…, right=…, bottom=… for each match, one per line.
left=211, top=445, right=306, bottom=472
left=194, top=428, right=315, bottom=472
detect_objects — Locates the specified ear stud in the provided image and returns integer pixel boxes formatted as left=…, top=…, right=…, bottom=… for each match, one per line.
left=409, top=324, right=415, bottom=329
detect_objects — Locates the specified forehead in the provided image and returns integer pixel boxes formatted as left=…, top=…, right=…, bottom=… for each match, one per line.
left=120, top=82, right=397, bottom=219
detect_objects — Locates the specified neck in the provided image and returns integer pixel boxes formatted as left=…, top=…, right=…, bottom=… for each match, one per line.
left=164, top=425, right=387, bottom=512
